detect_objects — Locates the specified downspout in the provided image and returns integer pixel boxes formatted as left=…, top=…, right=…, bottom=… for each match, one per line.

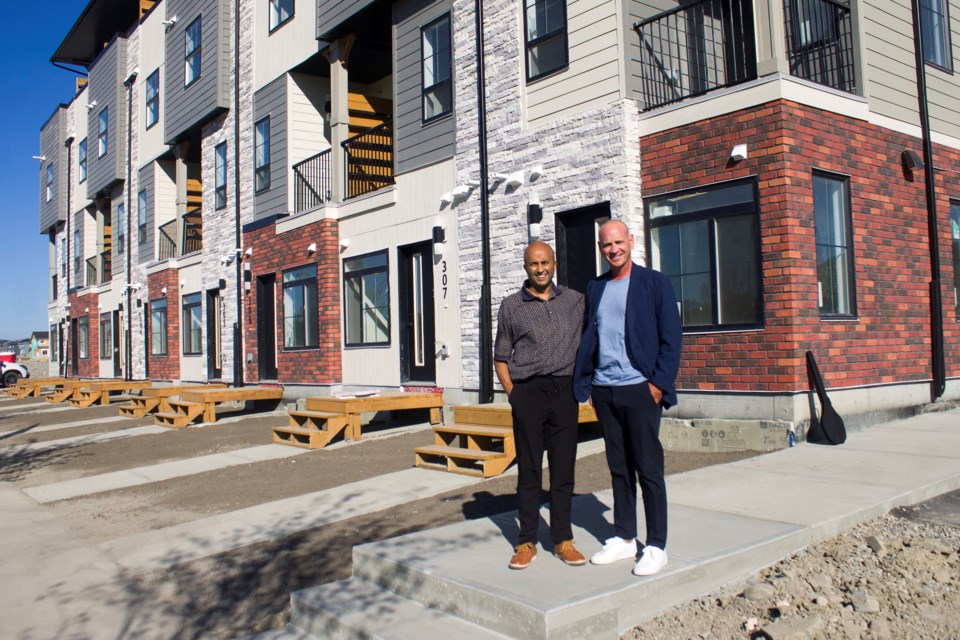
left=233, top=0, right=244, bottom=387
left=64, top=135, right=73, bottom=378
left=124, top=70, right=137, bottom=381
left=910, top=0, right=946, bottom=401
left=475, top=0, right=493, bottom=403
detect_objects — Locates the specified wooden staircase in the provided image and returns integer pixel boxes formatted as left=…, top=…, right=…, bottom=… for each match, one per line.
left=272, top=410, right=350, bottom=449
left=155, top=400, right=206, bottom=428
left=414, top=404, right=516, bottom=478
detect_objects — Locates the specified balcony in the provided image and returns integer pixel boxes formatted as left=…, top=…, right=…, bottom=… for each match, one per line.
left=157, top=208, right=204, bottom=261
left=635, top=0, right=854, bottom=111
left=85, top=251, right=112, bottom=286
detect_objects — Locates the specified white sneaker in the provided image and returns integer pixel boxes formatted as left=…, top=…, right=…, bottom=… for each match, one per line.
left=633, top=545, right=668, bottom=576
left=590, top=537, right=637, bottom=565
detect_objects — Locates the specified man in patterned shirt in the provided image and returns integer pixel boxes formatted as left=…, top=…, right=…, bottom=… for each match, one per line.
left=494, top=241, right=586, bottom=570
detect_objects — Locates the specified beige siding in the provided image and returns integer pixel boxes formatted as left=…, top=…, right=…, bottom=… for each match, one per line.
left=525, top=0, right=623, bottom=128
left=254, top=0, right=320, bottom=91
left=623, top=0, right=684, bottom=106
left=286, top=73, right=330, bottom=209
left=139, top=8, right=167, bottom=165
left=155, top=160, right=178, bottom=233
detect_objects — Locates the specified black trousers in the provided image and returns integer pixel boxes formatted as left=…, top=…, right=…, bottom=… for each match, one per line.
left=509, top=375, right=579, bottom=546
left=591, top=383, right=667, bottom=550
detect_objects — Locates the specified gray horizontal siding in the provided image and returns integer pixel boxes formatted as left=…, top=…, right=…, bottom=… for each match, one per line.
left=394, top=0, right=455, bottom=175
left=86, top=37, right=127, bottom=199
left=164, top=0, right=231, bottom=144
left=138, top=164, right=155, bottom=264
left=253, top=75, right=288, bottom=219
left=317, top=0, right=377, bottom=38
left=39, top=107, right=67, bottom=233
left=72, top=209, right=85, bottom=288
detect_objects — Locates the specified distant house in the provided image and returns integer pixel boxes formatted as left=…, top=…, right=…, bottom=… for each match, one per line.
left=29, top=331, right=50, bottom=360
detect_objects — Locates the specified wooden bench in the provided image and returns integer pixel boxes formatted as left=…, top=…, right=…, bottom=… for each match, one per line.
left=117, top=384, right=227, bottom=418
left=4, top=377, right=70, bottom=399
left=155, top=386, right=283, bottom=428
left=70, top=381, right=154, bottom=408
left=273, top=392, right=444, bottom=449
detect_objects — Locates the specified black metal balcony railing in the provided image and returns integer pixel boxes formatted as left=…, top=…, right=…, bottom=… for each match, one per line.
left=158, top=219, right=177, bottom=261
left=100, top=250, right=112, bottom=284
left=156, top=209, right=202, bottom=261
left=343, top=120, right=395, bottom=200
left=635, top=0, right=758, bottom=111
left=292, top=148, right=332, bottom=214
left=784, top=0, right=855, bottom=93
left=85, top=251, right=112, bottom=285
left=86, top=256, right=96, bottom=286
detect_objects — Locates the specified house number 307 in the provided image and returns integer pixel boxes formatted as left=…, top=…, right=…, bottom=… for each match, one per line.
left=441, top=260, right=448, bottom=299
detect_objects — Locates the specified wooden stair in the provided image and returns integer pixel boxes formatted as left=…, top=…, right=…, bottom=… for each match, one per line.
left=414, top=404, right=516, bottom=478
left=118, top=396, right=160, bottom=418
left=272, top=410, right=350, bottom=449
left=155, top=400, right=206, bottom=428
left=117, top=384, right=227, bottom=418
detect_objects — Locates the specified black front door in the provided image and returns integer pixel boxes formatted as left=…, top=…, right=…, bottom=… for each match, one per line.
left=398, top=241, right=436, bottom=383
left=257, top=274, right=278, bottom=380
left=70, top=319, right=78, bottom=376
left=113, top=310, right=122, bottom=378
left=206, top=289, right=222, bottom=380
left=556, top=203, right=611, bottom=294
left=58, top=324, right=65, bottom=377
left=143, top=303, right=150, bottom=379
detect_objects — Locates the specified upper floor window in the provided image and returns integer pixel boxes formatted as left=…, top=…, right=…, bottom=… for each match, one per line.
left=920, top=0, right=953, bottom=70
left=215, top=142, right=227, bottom=209
left=185, top=16, right=202, bottom=87
left=182, top=292, right=203, bottom=355
left=524, top=0, right=568, bottom=81
left=343, top=250, right=390, bottom=346
left=269, top=0, right=294, bottom=31
left=283, top=264, right=319, bottom=349
left=73, top=228, right=81, bottom=275
left=138, top=190, right=148, bottom=244
left=116, top=202, right=125, bottom=255
left=813, top=172, right=856, bottom=317
left=145, top=68, right=160, bottom=129
left=78, top=138, right=87, bottom=182
left=646, top=178, right=763, bottom=330
left=951, top=200, right=959, bottom=318
left=98, top=108, right=109, bottom=158
left=422, top=14, right=452, bottom=122
left=45, top=164, right=53, bottom=202
left=254, top=117, right=271, bottom=193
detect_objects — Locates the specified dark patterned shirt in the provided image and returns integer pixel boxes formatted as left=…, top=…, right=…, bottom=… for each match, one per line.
left=494, top=282, right=585, bottom=380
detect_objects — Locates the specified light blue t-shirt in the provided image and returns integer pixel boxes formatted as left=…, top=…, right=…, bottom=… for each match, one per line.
left=593, top=277, right=647, bottom=387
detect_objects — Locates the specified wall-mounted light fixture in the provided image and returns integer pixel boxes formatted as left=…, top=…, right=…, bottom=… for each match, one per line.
left=451, top=184, right=472, bottom=201
left=527, top=193, right=543, bottom=240
left=307, top=242, right=317, bottom=254
left=218, top=278, right=227, bottom=290
left=730, top=144, right=748, bottom=162
left=432, top=225, right=446, bottom=257
left=32, top=155, right=46, bottom=162
left=160, top=286, right=167, bottom=295
left=244, top=247, right=253, bottom=257
left=162, top=15, right=178, bottom=30
left=505, top=171, right=524, bottom=189
left=528, top=165, right=543, bottom=181
left=490, top=172, right=509, bottom=183
left=179, top=279, right=185, bottom=288
left=86, top=101, right=98, bottom=111
left=901, top=149, right=924, bottom=172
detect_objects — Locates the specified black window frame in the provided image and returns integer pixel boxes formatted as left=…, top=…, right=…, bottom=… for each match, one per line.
left=421, top=13, right=453, bottom=124
left=523, top=0, right=569, bottom=82
left=145, top=68, right=160, bottom=129
left=343, top=250, right=391, bottom=347
left=813, top=170, right=857, bottom=319
left=73, top=228, right=81, bottom=275
left=78, top=138, right=87, bottom=182
left=254, top=116, right=271, bottom=193
left=115, top=201, right=125, bottom=255
left=182, top=292, right=203, bottom=355
left=99, top=312, right=112, bottom=360
left=282, top=264, right=319, bottom=350
left=150, top=298, right=168, bottom=356
left=184, top=16, right=202, bottom=88
left=138, top=189, right=148, bottom=244
left=78, top=315, right=89, bottom=359
left=920, top=0, right=954, bottom=72
left=215, top=142, right=227, bottom=209
left=98, top=107, right=109, bottom=158
left=644, top=177, right=765, bottom=332
left=268, top=0, right=294, bottom=32
left=950, top=199, right=960, bottom=319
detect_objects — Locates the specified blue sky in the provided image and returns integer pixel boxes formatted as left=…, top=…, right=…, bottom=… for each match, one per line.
left=0, top=2, right=84, bottom=338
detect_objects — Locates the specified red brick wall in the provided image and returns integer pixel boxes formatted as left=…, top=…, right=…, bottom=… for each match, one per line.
left=68, top=291, right=99, bottom=378
left=242, top=218, right=342, bottom=384
left=146, top=269, right=181, bottom=381
left=641, top=100, right=960, bottom=392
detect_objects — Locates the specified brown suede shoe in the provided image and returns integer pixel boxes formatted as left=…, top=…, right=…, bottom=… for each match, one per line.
left=554, top=540, right=587, bottom=566
left=509, top=542, right=537, bottom=570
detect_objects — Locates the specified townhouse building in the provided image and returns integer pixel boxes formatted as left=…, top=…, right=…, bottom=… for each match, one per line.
left=40, top=0, right=960, bottom=429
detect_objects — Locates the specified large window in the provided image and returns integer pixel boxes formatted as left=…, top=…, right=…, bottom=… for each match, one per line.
left=646, top=178, right=762, bottom=329
left=920, top=0, right=953, bottom=70
left=282, top=265, right=319, bottom=349
left=50, top=323, right=58, bottom=365
left=145, top=68, right=160, bottom=129
left=813, top=172, right=856, bottom=317
left=73, top=228, right=81, bottom=275
left=215, top=142, right=227, bottom=209
left=254, top=117, right=271, bottom=193
left=524, top=0, right=568, bottom=81
left=344, top=251, right=390, bottom=346
left=138, top=190, right=148, bottom=244
left=182, top=293, right=203, bottom=355
left=116, top=202, right=125, bottom=255
left=45, top=164, right=53, bottom=202
left=151, top=298, right=168, bottom=356
left=78, top=138, right=87, bottom=182
left=98, top=108, right=109, bottom=158
left=951, top=200, right=960, bottom=318
left=422, top=15, right=452, bottom=122
left=269, top=0, right=294, bottom=31
left=79, top=316, right=89, bottom=359
left=100, top=313, right=112, bottom=359
left=185, top=16, right=202, bottom=86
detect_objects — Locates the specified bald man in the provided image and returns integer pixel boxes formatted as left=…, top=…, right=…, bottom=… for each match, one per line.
left=494, top=241, right=586, bottom=570
left=573, top=220, right=682, bottom=577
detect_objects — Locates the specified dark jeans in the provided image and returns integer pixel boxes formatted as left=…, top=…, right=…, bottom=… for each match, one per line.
left=509, top=375, right=579, bottom=546
left=591, top=383, right=667, bottom=550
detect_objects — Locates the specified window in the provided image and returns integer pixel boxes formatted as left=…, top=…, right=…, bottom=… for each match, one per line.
left=45, top=164, right=53, bottom=202
left=646, top=178, right=762, bottom=329
left=254, top=117, right=270, bottom=193
left=98, top=108, right=109, bottom=157
left=100, top=313, right=112, bottom=359
left=50, top=323, right=58, bottom=364
left=150, top=298, right=168, bottom=356
left=145, top=68, right=160, bottom=129
left=269, top=0, right=294, bottom=31
left=813, top=172, right=856, bottom=317
left=185, top=16, right=202, bottom=86
left=920, top=0, right=953, bottom=70
left=79, top=316, right=89, bottom=358
left=73, top=228, right=81, bottom=276
left=138, top=190, right=148, bottom=244
left=282, top=264, right=318, bottom=349
left=78, top=138, right=87, bottom=182
left=116, top=202, right=125, bottom=255
left=344, top=251, right=390, bottom=346
left=182, top=292, right=203, bottom=354
left=215, top=142, right=227, bottom=209
left=524, top=0, right=568, bottom=81
left=422, top=15, right=452, bottom=122
left=951, top=201, right=959, bottom=318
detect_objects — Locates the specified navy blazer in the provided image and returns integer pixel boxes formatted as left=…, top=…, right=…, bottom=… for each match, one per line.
left=572, top=262, right=683, bottom=408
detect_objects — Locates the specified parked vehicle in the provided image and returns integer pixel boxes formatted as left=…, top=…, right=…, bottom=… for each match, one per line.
left=0, top=352, right=30, bottom=387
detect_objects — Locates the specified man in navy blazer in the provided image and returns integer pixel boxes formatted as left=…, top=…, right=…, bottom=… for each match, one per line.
left=573, top=219, right=681, bottom=576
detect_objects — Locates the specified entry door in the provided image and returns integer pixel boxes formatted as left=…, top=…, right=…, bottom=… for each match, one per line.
left=70, top=318, right=78, bottom=376
left=556, top=203, right=611, bottom=294
left=113, top=310, right=122, bottom=377
left=257, top=274, right=278, bottom=380
left=206, top=289, right=223, bottom=380
left=143, top=304, right=150, bottom=379
left=398, top=241, right=436, bottom=383
left=58, top=325, right=65, bottom=376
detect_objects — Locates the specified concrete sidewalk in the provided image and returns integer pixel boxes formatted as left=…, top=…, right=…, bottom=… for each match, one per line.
left=278, top=408, right=960, bottom=640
